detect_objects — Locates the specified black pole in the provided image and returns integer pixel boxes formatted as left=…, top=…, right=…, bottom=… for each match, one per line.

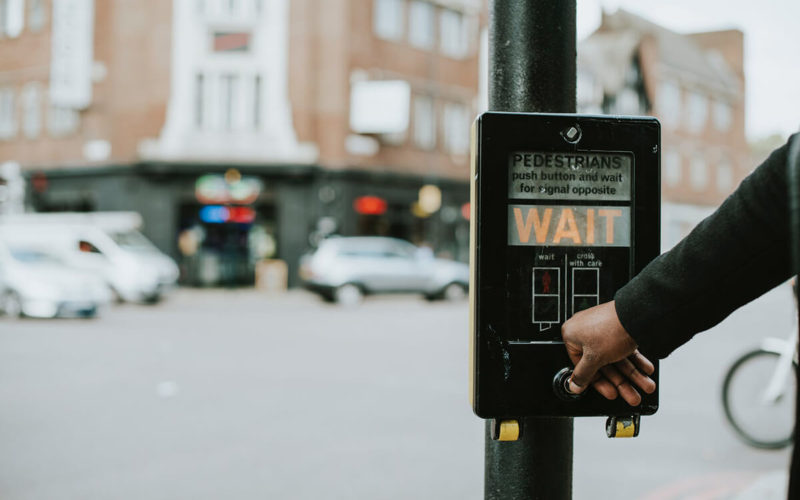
left=488, top=1, right=576, bottom=113
left=788, top=135, right=800, bottom=276
left=788, top=133, right=800, bottom=500
left=485, top=1, right=576, bottom=499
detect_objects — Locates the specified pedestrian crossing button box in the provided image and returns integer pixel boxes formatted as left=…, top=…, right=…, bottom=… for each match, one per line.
left=469, top=112, right=661, bottom=418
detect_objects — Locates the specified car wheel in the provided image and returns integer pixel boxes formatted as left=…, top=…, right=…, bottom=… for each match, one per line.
left=1, top=291, right=23, bottom=318
left=442, top=283, right=467, bottom=301
left=143, top=293, right=162, bottom=305
left=334, top=283, right=363, bottom=306
left=79, top=306, right=99, bottom=319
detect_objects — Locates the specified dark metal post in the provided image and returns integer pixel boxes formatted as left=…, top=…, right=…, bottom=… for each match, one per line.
left=485, top=1, right=576, bottom=499
left=788, top=134, right=800, bottom=500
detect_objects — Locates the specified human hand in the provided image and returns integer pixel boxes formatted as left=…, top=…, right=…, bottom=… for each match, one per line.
left=560, top=301, right=656, bottom=406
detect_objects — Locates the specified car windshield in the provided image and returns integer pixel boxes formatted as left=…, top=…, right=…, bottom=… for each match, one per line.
left=109, top=230, right=158, bottom=253
left=8, top=247, right=62, bottom=264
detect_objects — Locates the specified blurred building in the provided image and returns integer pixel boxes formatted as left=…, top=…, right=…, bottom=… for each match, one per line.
left=578, top=9, right=748, bottom=248
left=0, top=0, right=482, bottom=286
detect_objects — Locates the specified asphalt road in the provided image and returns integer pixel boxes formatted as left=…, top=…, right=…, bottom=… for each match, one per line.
left=0, top=286, right=794, bottom=500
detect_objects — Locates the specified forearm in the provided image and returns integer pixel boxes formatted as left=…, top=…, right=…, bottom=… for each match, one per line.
left=615, top=137, right=795, bottom=358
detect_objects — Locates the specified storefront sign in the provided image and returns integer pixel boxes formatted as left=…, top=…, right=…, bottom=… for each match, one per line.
left=195, top=174, right=262, bottom=205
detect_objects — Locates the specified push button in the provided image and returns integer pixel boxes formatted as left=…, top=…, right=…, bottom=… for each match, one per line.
left=552, top=367, right=583, bottom=401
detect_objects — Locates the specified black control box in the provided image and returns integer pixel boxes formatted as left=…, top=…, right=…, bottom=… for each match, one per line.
left=470, top=112, right=660, bottom=418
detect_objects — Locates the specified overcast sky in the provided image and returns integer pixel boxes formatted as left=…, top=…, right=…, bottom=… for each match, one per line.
left=576, top=0, right=800, bottom=140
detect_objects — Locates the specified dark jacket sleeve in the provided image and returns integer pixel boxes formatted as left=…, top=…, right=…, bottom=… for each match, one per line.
left=614, top=135, right=796, bottom=359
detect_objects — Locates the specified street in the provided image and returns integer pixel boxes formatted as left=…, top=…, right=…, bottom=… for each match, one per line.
left=0, top=286, right=794, bottom=500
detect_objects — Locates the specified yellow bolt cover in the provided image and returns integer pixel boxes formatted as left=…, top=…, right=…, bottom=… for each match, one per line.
left=498, top=420, right=520, bottom=441
left=614, top=419, right=636, bottom=438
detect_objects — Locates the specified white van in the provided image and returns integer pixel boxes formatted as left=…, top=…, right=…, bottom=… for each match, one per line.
left=0, top=238, right=111, bottom=318
left=0, top=212, right=179, bottom=303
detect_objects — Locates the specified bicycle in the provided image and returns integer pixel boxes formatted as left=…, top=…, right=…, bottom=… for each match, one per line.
left=721, top=323, right=797, bottom=449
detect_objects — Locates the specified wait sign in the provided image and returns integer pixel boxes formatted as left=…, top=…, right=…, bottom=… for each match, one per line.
left=507, top=205, right=630, bottom=247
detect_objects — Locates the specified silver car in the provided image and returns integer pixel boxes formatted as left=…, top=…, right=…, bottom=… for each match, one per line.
left=299, top=237, right=469, bottom=305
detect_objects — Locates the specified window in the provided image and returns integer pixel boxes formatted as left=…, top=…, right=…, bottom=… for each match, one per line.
left=689, top=154, right=708, bottom=191
left=78, top=240, right=103, bottom=254
left=212, top=31, right=251, bottom=52
left=413, top=95, right=435, bottom=150
left=716, top=158, right=734, bottom=193
left=195, top=73, right=205, bottom=129
left=713, top=99, right=732, bottom=132
left=577, top=69, right=601, bottom=114
left=21, top=82, right=41, bottom=138
left=373, top=0, right=404, bottom=41
left=613, top=87, right=642, bottom=115
left=1, top=0, right=24, bottom=38
left=27, top=0, right=43, bottom=31
left=197, top=72, right=260, bottom=132
left=686, top=91, right=707, bottom=133
left=386, top=240, right=417, bottom=259
left=48, top=104, right=79, bottom=136
left=657, top=80, right=680, bottom=128
left=0, top=87, right=16, bottom=138
left=203, top=0, right=245, bottom=17
left=409, top=1, right=434, bottom=49
left=443, top=102, right=469, bottom=154
left=663, top=150, right=681, bottom=187
left=440, top=9, right=468, bottom=58
left=624, top=63, right=640, bottom=86
left=219, top=74, right=238, bottom=131
left=252, top=74, right=262, bottom=130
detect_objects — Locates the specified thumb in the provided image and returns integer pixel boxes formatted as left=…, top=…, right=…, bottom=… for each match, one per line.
left=568, top=352, right=601, bottom=394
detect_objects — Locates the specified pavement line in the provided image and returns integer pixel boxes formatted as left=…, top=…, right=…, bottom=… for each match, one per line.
left=639, top=471, right=758, bottom=500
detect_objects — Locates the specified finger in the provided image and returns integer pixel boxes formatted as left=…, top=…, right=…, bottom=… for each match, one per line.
left=629, top=351, right=655, bottom=375
left=615, top=357, right=656, bottom=394
left=591, top=376, right=619, bottom=400
left=569, top=351, right=602, bottom=394
left=564, top=342, right=584, bottom=370
left=600, top=365, right=642, bottom=406
left=566, top=370, right=618, bottom=400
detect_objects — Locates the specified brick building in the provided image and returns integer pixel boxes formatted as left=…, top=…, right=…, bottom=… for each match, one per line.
left=0, top=0, right=483, bottom=286
left=578, top=10, right=749, bottom=248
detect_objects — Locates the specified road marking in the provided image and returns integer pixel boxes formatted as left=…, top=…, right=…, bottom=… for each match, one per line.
left=639, top=470, right=781, bottom=500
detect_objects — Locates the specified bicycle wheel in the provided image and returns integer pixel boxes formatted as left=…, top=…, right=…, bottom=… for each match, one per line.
left=722, top=349, right=796, bottom=449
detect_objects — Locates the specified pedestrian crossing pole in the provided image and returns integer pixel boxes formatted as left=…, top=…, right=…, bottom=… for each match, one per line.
left=484, top=2, right=577, bottom=499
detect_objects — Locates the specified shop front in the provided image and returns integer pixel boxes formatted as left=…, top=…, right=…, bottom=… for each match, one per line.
left=25, top=164, right=315, bottom=290
left=25, top=164, right=467, bottom=289
left=177, top=171, right=279, bottom=287
left=313, top=172, right=470, bottom=263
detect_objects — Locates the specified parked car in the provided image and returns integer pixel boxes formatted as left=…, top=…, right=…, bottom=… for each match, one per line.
left=0, top=212, right=178, bottom=303
left=299, top=236, right=469, bottom=304
left=0, top=240, right=111, bottom=318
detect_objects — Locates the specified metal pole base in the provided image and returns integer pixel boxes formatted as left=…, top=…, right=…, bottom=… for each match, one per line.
left=485, top=417, right=574, bottom=500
